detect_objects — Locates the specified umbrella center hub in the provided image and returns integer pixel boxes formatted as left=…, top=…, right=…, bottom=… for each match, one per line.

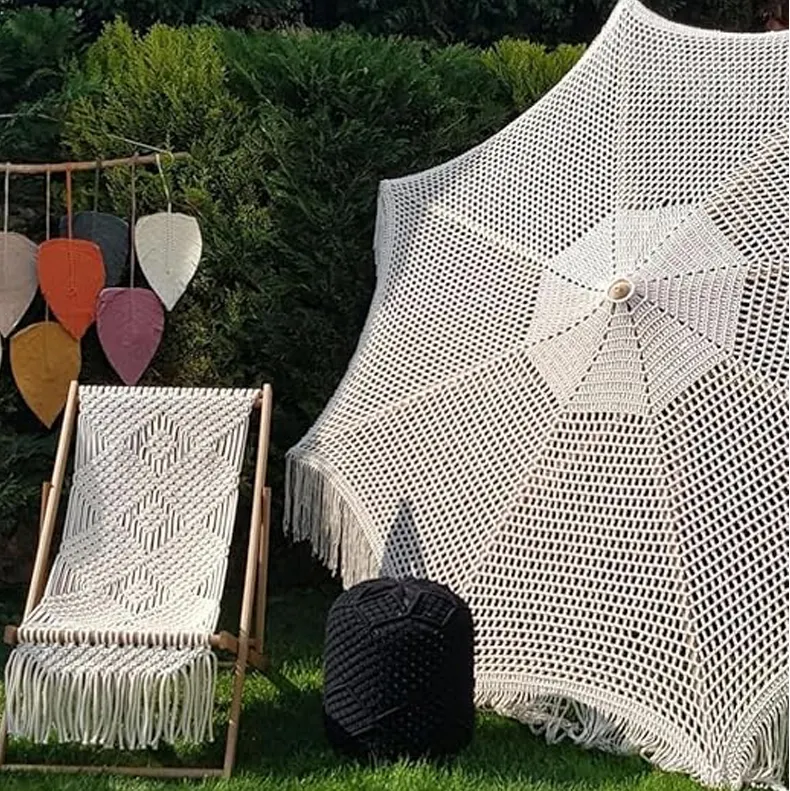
left=607, top=277, right=635, bottom=303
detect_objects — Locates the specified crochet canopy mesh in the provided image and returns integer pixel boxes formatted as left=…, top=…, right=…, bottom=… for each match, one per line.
left=5, top=385, right=259, bottom=748
left=285, top=1, right=789, bottom=787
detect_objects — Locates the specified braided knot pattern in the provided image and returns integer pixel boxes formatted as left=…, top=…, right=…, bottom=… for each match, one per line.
left=5, top=385, right=258, bottom=747
left=285, top=2, right=788, bottom=787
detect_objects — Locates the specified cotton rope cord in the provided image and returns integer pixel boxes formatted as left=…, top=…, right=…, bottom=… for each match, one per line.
left=4, top=385, right=259, bottom=748
left=2, top=164, right=9, bottom=277
left=3, top=165, right=9, bottom=236
left=88, top=157, right=101, bottom=241
left=283, top=1, right=789, bottom=788
left=65, top=167, right=73, bottom=240
left=2, top=165, right=8, bottom=304
left=130, top=157, right=137, bottom=289
left=44, top=170, right=50, bottom=241
left=93, top=158, right=101, bottom=214
left=44, top=169, right=50, bottom=321
left=155, top=152, right=172, bottom=214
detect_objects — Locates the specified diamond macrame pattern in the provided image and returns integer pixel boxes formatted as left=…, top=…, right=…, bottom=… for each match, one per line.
left=132, top=412, right=188, bottom=474
left=23, top=385, right=258, bottom=639
left=285, top=2, right=789, bottom=788
left=4, top=385, right=258, bottom=750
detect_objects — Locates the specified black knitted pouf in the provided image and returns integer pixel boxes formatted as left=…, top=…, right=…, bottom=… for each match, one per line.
left=322, top=576, right=475, bottom=762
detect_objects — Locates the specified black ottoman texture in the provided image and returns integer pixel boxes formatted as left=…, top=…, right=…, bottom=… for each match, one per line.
left=322, top=576, right=475, bottom=762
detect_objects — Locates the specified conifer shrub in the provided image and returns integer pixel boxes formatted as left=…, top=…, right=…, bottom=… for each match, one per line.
left=1, top=17, right=582, bottom=586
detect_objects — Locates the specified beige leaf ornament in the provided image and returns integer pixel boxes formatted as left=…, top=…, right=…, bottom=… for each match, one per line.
left=135, top=212, right=202, bottom=311
left=0, top=231, right=38, bottom=337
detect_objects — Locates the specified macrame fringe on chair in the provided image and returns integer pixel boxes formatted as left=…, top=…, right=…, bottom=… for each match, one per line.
left=5, top=642, right=217, bottom=749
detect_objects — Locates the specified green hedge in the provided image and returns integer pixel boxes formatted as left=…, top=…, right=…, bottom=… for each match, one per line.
left=0, top=9, right=81, bottom=589
left=0, top=17, right=581, bottom=586
left=0, top=0, right=775, bottom=46
left=0, top=0, right=771, bottom=587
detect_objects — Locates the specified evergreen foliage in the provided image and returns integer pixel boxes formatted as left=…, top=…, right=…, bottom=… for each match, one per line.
left=0, top=0, right=779, bottom=584
left=0, top=0, right=776, bottom=43
left=0, top=19, right=521, bottom=585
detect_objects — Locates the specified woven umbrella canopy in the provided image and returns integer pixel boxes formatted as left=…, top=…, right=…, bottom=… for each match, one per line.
left=285, top=2, right=788, bottom=788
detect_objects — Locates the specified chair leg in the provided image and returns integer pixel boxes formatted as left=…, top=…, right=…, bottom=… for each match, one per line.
left=254, top=488, right=272, bottom=653
left=222, top=385, right=272, bottom=779
left=0, top=710, right=8, bottom=767
left=222, top=644, right=248, bottom=779
left=38, top=481, right=52, bottom=571
left=223, top=498, right=266, bottom=777
left=0, top=479, right=53, bottom=768
left=24, top=381, right=78, bottom=617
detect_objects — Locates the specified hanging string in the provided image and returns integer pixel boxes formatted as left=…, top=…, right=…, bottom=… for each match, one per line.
left=65, top=167, right=73, bottom=240
left=44, top=170, right=51, bottom=322
left=64, top=166, right=78, bottom=294
left=2, top=164, right=9, bottom=292
left=89, top=158, right=102, bottom=240
left=155, top=153, right=171, bottom=213
left=3, top=164, right=9, bottom=235
left=130, top=155, right=137, bottom=289
left=45, top=171, right=51, bottom=241
left=93, top=159, right=101, bottom=213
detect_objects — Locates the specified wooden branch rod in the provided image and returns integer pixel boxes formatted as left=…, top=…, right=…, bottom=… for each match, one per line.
left=3, top=625, right=267, bottom=669
left=6, top=625, right=233, bottom=651
left=3, top=151, right=189, bottom=175
left=0, top=764, right=225, bottom=778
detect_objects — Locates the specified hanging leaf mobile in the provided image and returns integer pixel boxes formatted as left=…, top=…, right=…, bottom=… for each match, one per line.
left=11, top=170, right=81, bottom=428
left=1, top=150, right=194, bottom=419
left=37, top=167, right=106, bottom=339
left=135, top=153, right=202, bottom=311
left=97, top=156, right=165, bottom=385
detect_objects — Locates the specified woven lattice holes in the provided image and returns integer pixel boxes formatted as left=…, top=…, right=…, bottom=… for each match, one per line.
left=285, top=1, right=789, bottom=787
left=4, top=386, right=259, bottom=748
left=323, top=578, right=475, bottom=761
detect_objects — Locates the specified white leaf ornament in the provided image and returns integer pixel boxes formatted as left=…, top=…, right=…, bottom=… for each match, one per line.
left=0, top=231, right=38, bottom=337
left=135, top=212, right=202, bottom=311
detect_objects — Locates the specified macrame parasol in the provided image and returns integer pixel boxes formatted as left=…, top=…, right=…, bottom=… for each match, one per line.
left=284, top=2, right=789, bottom=788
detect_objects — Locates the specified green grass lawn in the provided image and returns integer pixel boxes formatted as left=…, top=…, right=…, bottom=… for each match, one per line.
left=0, top=586, right=703, bottom=791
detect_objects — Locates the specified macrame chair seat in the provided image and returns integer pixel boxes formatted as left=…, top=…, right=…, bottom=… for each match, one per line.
left=0, top=382, right=274, bottom=780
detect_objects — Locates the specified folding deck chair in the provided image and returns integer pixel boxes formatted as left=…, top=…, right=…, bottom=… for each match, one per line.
left=0, top=381, right=273, bottom=779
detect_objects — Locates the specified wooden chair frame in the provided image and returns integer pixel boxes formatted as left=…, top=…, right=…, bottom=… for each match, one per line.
left=0, top=380, right=274, bottom=779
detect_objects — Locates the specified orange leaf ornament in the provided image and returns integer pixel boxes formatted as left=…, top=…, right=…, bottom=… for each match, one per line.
left=37, top=238, right=105, bottom=340
left=10, top=321, right=81, bottom=428
left=38, top=168, right=106, bottom=339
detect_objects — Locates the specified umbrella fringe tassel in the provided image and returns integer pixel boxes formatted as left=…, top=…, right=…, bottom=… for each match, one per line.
left=476, top=685, right=788, bottom=790
left=284, top=451, right=378, bottom=587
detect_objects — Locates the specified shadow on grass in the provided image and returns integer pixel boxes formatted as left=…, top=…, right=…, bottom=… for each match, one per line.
left=1, top=585, right=652, bottom=790
left=232, top=675, right=650, bottom=790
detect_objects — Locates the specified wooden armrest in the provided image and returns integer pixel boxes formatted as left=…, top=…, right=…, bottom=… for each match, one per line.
left=4, top=625, right=266, bottom=670
left=212, top=631, right=267, bottom=671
